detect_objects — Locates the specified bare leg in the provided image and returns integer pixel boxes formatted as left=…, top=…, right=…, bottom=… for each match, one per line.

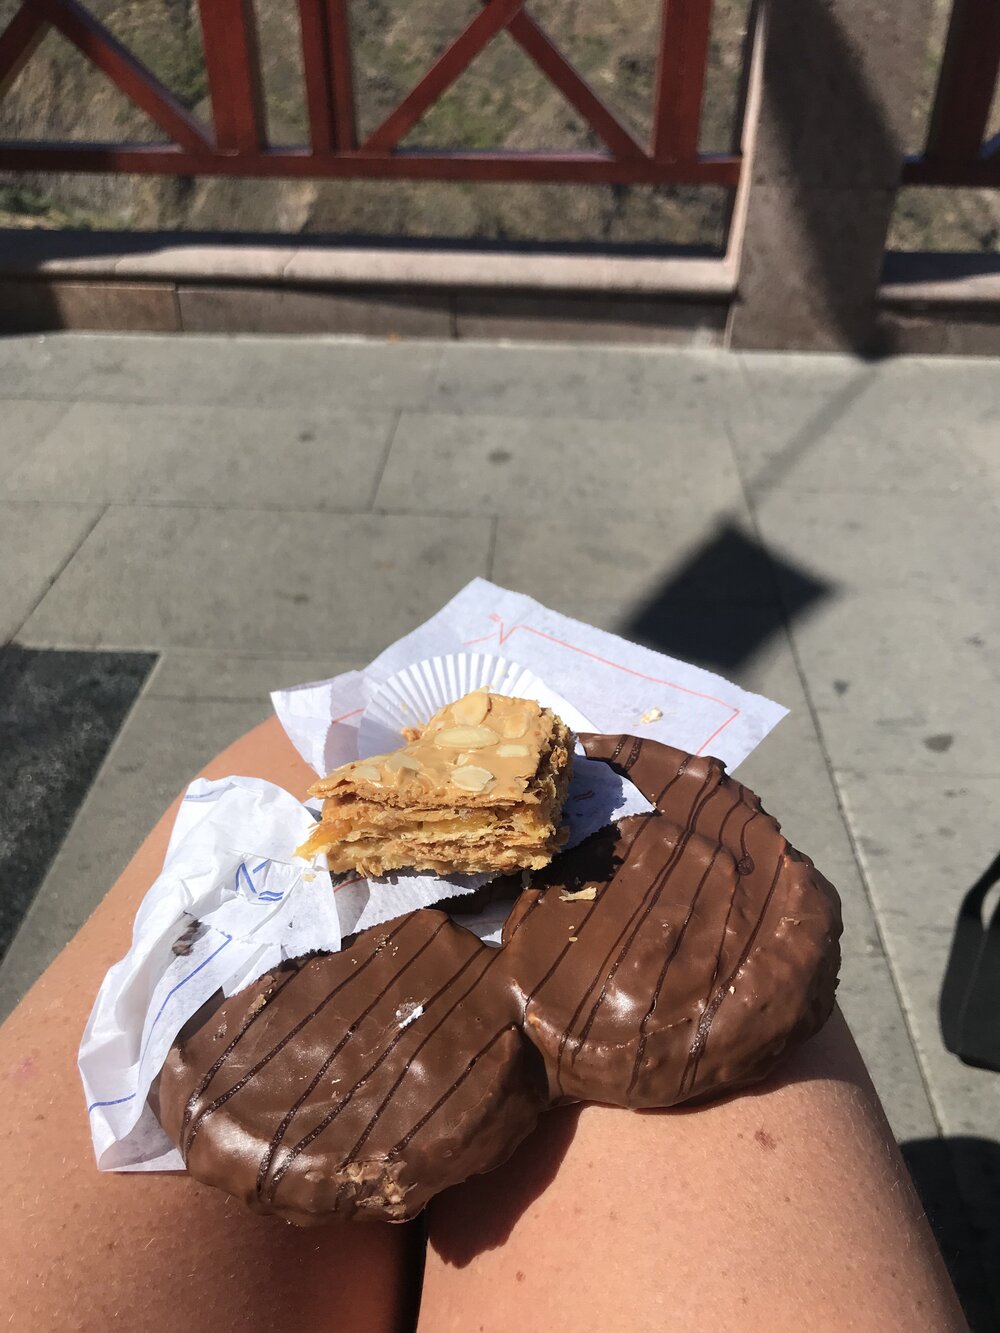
left=0, top=719, right=420, bottom=1333
left=420, top=1008, right=966, bottom=1332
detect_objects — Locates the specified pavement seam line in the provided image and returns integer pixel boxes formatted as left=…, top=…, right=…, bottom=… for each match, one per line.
left=485, top=514, right=499, bottom=580
left=7, top=502, right=109, bottom=647
left=16, top=498, right=506, bottom=521
left=367, top=408, right=403, bottom=510
left=787, top=647, right=947, bottom=1137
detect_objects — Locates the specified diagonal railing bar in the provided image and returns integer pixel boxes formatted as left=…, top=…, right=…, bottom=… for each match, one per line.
left=297, top=0, right=356, bottom=152
left=38, top=0, right=210, bottom=152
left=197, top=0, right=265, bottom=152
left=0, top=0, right=46, bottom=98
left=505, top=9, right=648, bottom=160
left=362, top=0, right=525, bottom=153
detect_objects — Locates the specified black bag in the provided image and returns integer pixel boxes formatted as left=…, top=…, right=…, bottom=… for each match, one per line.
left=940, top=851, right=1000, bottom=1072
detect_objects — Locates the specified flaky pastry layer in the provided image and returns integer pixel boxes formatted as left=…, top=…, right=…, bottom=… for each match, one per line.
left=297, top=690, right=572, bottom=876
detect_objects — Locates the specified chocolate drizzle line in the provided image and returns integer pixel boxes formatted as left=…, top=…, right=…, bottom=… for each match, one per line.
left=625, top=789, right=748, bottom=1097
left=568, top=764, right=721, bottom=1062
left=608, top=735, right=631, bottom=764
left=550, top=754, right=693, bottom=1083
left=265, top=945, right=503, bottom=1202
left=261, top=895, right=551, bottom=1204
left=337, top=956, right=504, bottom=1169
left=388, top=1025, right=517, bottom=1156
left=679, top=852, right=787, bottom=1098
left=690, top=794, right=764, bottom=1048
left=179, top=963, right=302, bottom=1144
left=183, top=915, right=416, bottom=1157
left=254, top=917, right=451, bottom=1197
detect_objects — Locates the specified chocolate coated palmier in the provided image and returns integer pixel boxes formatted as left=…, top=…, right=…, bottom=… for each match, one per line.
left=160, top=912, right=546, bottom=1224
left=504, top=735, right=841, bottom=1107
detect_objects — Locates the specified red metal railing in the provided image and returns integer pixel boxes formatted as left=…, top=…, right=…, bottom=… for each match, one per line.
left=0, top=0, right=740, bottom=185
left=904, top=0, right=1000, bottom=186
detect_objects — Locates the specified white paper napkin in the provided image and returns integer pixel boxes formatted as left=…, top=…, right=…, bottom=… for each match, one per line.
left=80, top=776, right=339, bottom=1172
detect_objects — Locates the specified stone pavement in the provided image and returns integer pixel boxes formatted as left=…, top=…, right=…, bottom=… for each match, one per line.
left=1, top=333, right=998, bottom=1322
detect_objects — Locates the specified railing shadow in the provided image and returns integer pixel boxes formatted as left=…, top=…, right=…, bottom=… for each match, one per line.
left=883, top=251, right=1000, bottom=287
left=747, top=0, right=908, bottom=354
left=0, top=226, right=721, bottom=264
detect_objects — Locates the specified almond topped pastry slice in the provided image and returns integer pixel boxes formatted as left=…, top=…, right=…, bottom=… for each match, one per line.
left=296, top=690, right=573, bottom=877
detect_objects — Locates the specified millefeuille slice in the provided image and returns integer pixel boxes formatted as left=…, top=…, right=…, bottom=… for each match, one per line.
left=296, top=689, right=573, bottom=877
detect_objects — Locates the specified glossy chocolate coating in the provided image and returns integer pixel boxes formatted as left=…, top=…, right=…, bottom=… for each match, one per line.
left=159, top=913, right=545, bottom=1224
left=505, top=735, right=842, bottom=1107
left=160, top=735, right=842, bottom=1224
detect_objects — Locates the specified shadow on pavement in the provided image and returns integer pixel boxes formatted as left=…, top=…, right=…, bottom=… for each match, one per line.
left=756, top=0, right=898, bottom=354
left=0, top=645, right=157, bottom=962
left=622, top=519, right=834, bottom=674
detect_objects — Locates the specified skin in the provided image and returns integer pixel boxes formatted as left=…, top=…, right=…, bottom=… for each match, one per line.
left=0, top=718, right=967, bottom=1332
left=0, top=720, right=419, bottom=1333
left=420, top=1009, right=967, bottom=1332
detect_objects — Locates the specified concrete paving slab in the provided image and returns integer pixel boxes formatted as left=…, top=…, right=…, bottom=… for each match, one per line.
left=493, top=510, right=774, bottom=606
left=839, top=769, right=1000, bottom=1141
left=738, top=353, right=1000, bottom=482
left=0, top=502, right=103, bottom=642
left=0, top=694, right=269, bottom=1021
left=20, top=506, right=492, bottom=656
left=840, top=769, right=1000, bottom=1317
left=729, top=367, right=993, bottom=497
left=729, top=684, right=935, bottom=1139
left=146, top=650, right=364, bottom=701
left=3, top=399, right=72, bottom=464
left=378, top=411, right=744, bottom=517
left=426, top=342, right=748, bottom=420
left=0, top=333, right=92, bottom=399
left=784, top=591, right=998, bottom=777
left=754, top=487, right=1000, bottom=603
left=6, top=400, right=397, bottom=511
left=738, top=744, right=929, bottom=1130
left=71, top=334, right=444, bottom=409
left=839, top=950, right=942, bottom=1143
left=736, top=349, right=868, bottom=390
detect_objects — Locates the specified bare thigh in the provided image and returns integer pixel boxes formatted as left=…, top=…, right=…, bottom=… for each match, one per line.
left=0, top=718, right=420, bottom=1333
left=420, top=1009, right=966, bottom=1333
